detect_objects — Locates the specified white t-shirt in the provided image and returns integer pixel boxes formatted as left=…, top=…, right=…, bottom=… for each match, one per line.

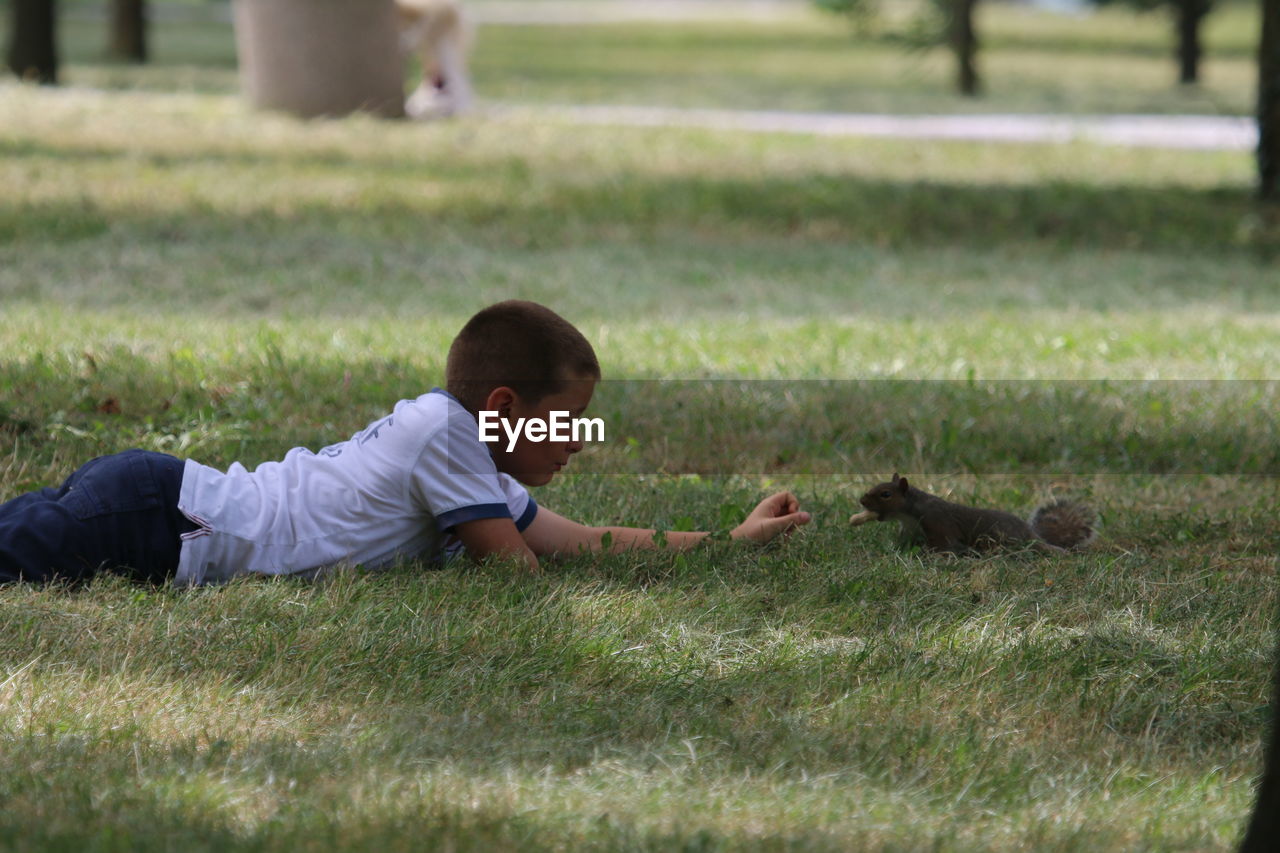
left=174, top=389, right=536, bottom=586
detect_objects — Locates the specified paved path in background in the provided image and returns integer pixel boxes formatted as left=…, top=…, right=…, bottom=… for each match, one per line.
left=490, top=103, right=1256, bottom=151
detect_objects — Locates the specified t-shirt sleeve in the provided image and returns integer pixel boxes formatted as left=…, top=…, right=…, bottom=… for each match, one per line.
left=499, top=473, right=538, bottom=532
left=408, top=401, right=537, bottom=533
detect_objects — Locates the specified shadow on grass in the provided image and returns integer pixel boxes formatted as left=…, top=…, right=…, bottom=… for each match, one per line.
left=0, top=551, right=1267, bottom=853
left=3, top=347, right=1276, bottom=477
left=0, top=717, right=904, bottom=852
left=0, top=135, right=1264, bottom=256
left=0, top=778, right=866, bottom=853
left=585, top=379, right=1280, bottom=477
left=974, top=30, right=1255, bottom=61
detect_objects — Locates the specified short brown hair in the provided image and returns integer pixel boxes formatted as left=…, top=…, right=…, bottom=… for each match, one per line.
left=446, top=301, right=600, bottom=412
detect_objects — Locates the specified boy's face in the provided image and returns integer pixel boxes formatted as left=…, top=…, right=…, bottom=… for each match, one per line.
left=487, top=376, right=597, bottom=487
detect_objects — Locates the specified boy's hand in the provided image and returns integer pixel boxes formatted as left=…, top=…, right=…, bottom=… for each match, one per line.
left=731, top=491, right=811, bottom=544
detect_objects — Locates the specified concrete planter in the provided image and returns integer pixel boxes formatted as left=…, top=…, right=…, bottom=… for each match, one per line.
left=233, top=0, right=404, bottom=119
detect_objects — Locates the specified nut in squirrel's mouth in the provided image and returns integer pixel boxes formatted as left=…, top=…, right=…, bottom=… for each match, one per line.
left=848, top=509, right=878, bottom=526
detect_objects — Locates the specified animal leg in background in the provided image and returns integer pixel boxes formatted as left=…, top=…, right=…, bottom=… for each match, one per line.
left=396, top=0, right=474, bottom=119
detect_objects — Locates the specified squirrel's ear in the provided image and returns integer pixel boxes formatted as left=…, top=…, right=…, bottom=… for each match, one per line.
left=891, top=472, right=900, bottom=482
left=898, top=476, right=909, bottom=493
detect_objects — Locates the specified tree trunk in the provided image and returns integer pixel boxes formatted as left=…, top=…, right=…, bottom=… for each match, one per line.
left=1239, top=630, right=1280, bottom=851
left=6, top=0, right=58, bottom=84
left=1174, top=0, right=1210, bottom=85
left=950, top=0, right=980, bottom=97
left=1261, top=0, right=1280, bottom=202
left=108, top=0, right=147, bottom=63
left=232, top=0, right=405, bottom=119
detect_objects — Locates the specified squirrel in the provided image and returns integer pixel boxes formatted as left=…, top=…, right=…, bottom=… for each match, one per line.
left=849, top=473, right=1097, bottom=554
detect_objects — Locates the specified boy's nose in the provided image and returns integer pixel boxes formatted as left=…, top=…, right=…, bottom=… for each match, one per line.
left=566, top=439, right=584, bottom=454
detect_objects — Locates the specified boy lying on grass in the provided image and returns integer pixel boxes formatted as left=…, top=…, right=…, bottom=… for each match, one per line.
left=0, top=300, right=810, bottom=585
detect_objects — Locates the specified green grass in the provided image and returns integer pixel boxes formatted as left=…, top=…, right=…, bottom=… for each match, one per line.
left=0, top=539, right=1273, bottom=851
left=471, top=3, right=1259, bottom=115
left=1, top=4, right=1278, bottom=851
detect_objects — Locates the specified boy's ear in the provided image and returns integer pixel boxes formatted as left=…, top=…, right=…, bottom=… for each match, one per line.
left=483, top=386, right=517, bottom=416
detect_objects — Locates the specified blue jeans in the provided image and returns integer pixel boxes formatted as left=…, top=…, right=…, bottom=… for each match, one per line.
left=0, top=450, right=194, bottom=584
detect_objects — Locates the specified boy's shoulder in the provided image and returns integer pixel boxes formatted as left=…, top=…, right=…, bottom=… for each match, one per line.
left=369, top=388, right=463, bottom=437
left=310, top=389, right=468, bottom=465
left=410, top=387, right=474, bottom=440
left=387, top=389, right=493, bottom=473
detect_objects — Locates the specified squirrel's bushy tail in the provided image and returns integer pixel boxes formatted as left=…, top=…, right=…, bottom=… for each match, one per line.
left=1029, top=500, right=1097, bottom=550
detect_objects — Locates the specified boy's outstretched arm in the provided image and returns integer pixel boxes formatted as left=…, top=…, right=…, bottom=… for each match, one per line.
left=521, top=491, right=811, bottom=558
left=454, top=517, right=540, bottom=572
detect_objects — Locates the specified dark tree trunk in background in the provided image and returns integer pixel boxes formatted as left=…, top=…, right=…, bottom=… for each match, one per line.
left=1261, top=0, right=1280, bottom=201
left=950, top=0, right=980, bottom=96
left=1239, top=630, right=1280, bottom=851
left=108, top=0, right=148, bottom=63
left=6, top=0, right=58, bottom=84
left=1174, top=0, right=1210, bottom=84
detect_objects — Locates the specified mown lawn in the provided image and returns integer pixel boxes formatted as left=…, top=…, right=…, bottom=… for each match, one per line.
left=1, top=2, right=1277, bottom=850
